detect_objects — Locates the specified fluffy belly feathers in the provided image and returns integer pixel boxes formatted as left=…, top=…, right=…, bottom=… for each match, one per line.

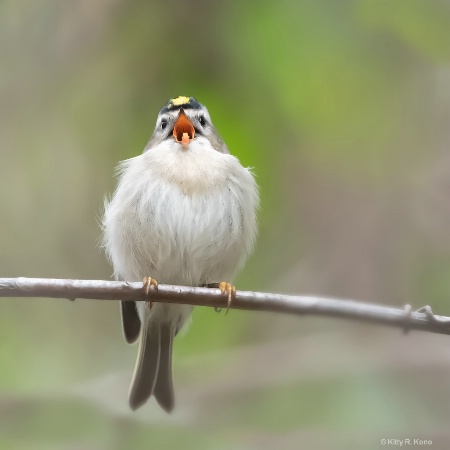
left=103, top=146, right=258, bottom=286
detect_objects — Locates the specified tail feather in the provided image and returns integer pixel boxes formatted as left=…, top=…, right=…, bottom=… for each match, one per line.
left=153, top=324, right=175, bottom=412
left=128, top=321, right=175, bottom=412
left=128, top=322, right=161, bottom=411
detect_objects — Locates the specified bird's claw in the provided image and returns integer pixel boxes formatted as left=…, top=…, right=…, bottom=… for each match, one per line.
left=203, top=282, right=236, bottom=314
left=143, top=276, right=158, bottom=310
left=218, top=281, right=236, bottom=314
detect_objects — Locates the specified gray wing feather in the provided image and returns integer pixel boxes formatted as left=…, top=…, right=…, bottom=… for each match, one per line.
left=120, top=301, right=141, bottom=344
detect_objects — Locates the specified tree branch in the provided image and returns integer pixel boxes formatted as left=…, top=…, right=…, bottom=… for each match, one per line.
left=0, top=277, right=449, bottom=336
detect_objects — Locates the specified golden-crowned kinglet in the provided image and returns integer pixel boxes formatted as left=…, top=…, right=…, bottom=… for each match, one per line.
left=102, top=96, right=259, bottom=412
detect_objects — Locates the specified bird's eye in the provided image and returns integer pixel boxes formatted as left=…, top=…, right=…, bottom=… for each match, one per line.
left=199, top=116, right=206, bottom=126
left=160, top=119, right=167, bottom=130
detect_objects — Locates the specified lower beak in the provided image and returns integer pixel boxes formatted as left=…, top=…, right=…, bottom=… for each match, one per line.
left=173, top=110, right=195, bottom=147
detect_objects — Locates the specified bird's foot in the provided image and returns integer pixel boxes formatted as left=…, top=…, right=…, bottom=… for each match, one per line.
left=143, top=276, right=158, bottom=310
left=203, top=282, right=236, bottom=314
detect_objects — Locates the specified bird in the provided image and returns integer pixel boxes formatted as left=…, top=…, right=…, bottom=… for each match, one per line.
left=102, top=96, right=259, bottom=412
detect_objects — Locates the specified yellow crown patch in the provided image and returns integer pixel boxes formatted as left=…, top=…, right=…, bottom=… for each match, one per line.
left=171, top=96, right=190, bottom=106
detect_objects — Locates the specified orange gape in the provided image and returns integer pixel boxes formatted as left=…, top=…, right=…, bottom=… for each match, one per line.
left=173, top=111, right=195, bottom=144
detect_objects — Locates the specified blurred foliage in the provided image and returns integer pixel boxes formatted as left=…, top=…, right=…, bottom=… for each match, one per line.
left=2, top=0, right=450, bottom=448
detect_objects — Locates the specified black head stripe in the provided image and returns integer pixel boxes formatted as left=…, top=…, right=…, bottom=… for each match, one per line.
left=159, top=96, right=202, bottom=114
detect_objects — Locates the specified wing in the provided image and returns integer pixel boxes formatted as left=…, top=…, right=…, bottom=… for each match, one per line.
left=121, top=301, right=141, bottom=344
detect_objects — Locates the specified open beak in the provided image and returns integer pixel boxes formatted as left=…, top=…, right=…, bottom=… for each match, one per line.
left=173, top=110, right=195, bottom=147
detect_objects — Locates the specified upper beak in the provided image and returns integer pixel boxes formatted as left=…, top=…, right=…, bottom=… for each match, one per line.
left=173, top=110, right=195, bottom=146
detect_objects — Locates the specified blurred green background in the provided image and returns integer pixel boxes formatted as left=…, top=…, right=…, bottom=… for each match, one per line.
left=2, top=0, right=450, bottom=449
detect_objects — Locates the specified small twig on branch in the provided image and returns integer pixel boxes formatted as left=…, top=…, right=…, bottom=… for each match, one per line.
left=0, top=277, right=449, bottom=336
